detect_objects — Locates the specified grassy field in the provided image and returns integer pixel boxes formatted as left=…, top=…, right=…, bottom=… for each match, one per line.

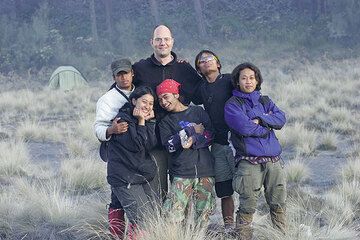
left=0, top=55, right=359, bottom=239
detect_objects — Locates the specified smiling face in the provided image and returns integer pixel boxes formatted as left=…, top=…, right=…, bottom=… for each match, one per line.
left=151, top=25, right=174, bottom=59
left=238, top=68, right=258, bottom=93
left=132, top=93, right=154, bottom=116
left=158, top=93, right=180, bottom=112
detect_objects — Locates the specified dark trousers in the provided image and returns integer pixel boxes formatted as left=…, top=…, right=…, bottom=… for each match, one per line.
left=110, top=190, right=122, bottom=209
left=111, top=183, right=158, bottom=226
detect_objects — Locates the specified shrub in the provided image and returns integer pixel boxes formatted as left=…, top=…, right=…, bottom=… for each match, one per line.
left=0, top=140, right=31, bottom=177
left=60, top=157, right=107, bottom=194
left=286, top=158, right=310, bottom=184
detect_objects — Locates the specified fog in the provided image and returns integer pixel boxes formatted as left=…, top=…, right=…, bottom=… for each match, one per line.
left=0, top=0, right=359, bottom=79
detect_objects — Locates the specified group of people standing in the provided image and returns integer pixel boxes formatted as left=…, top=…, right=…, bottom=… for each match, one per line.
left=94, top=25, right=287, bottom=240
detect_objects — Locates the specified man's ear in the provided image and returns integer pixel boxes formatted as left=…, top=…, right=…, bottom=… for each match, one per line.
left=174, top=93, right=180, bottom=99
left=132, top=98, right=137, bottom=106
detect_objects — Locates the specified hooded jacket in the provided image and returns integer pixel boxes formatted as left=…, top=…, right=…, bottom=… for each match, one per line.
left=133, top=52, right=202, bottom=116
left=224, top=90, right=286, bottom=158
left=107, top=103, right=157, bottom=187
left=133, top=52, right=203, bottom=144
left=193, top=74, right=233, bottom=145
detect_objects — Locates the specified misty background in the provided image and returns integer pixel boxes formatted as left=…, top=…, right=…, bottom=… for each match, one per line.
left=0, top=0, right=359, bottom=82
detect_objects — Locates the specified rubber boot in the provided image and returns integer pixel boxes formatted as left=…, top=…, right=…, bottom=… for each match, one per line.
left=270, top=207, right=286, bottom=235
left=235, top=212, right=253, bottom=240
left=108, top=208, right=125, bottom=239
left=127, top=223, right=145, bottom=240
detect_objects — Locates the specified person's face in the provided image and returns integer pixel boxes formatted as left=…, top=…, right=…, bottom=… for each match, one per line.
left=197, top=52, right=220, bottom=76
left=158, top=93, right=179, bottom=112
left=238, top=68, right=258, bottom=93
left=114, top=70, right=133, bottom=91
left=132, top=93, right=154, bottom=116
left=151, top=26, right=174, bottom=58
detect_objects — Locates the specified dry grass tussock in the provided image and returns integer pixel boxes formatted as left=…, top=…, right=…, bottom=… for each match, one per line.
left=251, top=187, right=359, bottom=240
left=0, top=57, right=360, bottom=239
left=277, top=122, right=317, bottom=156
left=323, top=187, right=358, bottom=225
left=341, top=158, right=360, bottom=183
left=0, top=178, right=83, bottom=239
left=285, top=158, right=310, bottom=184
left=269, top=58, right=359, bottom=157
left=14, top=178, right=82, bottom=224
left=60, top=156, right=107, bottom=194
left=65, top=137, right=94, bottom=158
left=73, top=114, right=100, bottom=149
left=270, top=144, right=359, bottom=240
left=0, top=177, right=110, bottom=239
left=0, top=140, right=31, bottom=177
left=0, top=87, right=102, bottom=131
left=0, top=139, right=58, bottom=181
left=319, top=159, right=360, bottom=234
left=317, top=131, right=338, bottom=151
left=64, top=114, right=101, bottom=158
left=15, top=119, right=64, bottom=142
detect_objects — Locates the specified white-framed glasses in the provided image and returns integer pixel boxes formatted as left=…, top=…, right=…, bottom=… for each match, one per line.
left=198, top=55, right=217, bottom=64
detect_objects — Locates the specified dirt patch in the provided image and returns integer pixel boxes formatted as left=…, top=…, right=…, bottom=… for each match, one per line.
left=27, top=141, right=68, bottom=170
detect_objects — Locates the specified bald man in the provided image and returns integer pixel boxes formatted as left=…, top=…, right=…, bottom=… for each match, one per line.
left=133, top=25, right=203, bottom=200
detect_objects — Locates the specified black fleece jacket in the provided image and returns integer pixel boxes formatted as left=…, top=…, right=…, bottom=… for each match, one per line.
left=159, top=106, right=215, bottom=178
left=107, top=104, right=157, bottom=187
left=133, top=52, right=202, bottom=117
left=193, top=74, right=233, bottom=145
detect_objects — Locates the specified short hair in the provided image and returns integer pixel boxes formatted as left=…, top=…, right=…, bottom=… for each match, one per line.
left=194, top=50, right=222, bottom=75
left=129, top=86, right=157, bottom=105
left=231, top=62, right=263, bottom=91
left=152, top=24, right=173, bottom=38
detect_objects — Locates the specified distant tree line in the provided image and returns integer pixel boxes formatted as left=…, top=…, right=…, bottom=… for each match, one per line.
left=0, top=0, right=359, bottom=76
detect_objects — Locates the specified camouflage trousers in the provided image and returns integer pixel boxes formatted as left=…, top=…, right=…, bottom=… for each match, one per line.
left=164, top=177, right=215, bottom=227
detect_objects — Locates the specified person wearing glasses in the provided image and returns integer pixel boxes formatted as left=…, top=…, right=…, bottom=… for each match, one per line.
left=194, top=50, right=235, bottom=235
left=132, top=25, right=203, bottom=201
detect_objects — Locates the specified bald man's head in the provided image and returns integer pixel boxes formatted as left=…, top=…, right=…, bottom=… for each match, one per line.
left=153, top=25, right=172, bottom=38
left=151, top=25, right=174, bottom=59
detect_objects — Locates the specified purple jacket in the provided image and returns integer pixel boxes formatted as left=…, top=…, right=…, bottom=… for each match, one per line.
left=224, top=90, right=286, bottom=158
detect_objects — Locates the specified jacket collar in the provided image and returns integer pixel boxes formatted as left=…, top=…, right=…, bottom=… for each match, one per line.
left=202, top=73, right=223, bottom=83
left=151, top=51, right=177, bottom=66
left=118, top=103, right=136, bottom=122
left=233, top=90, right=261, bottom=104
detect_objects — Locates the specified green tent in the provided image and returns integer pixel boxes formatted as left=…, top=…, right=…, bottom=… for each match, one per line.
left=49, top=66, right=88, bottom=90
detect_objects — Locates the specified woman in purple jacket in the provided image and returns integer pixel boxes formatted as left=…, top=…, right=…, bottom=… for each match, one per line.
left=224, top=62, right=286, bottom=239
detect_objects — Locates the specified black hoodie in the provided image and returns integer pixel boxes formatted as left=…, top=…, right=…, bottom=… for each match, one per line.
left=107, top=103, right=158, bottom=187
left=133, top=52, right=202, bottom=117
